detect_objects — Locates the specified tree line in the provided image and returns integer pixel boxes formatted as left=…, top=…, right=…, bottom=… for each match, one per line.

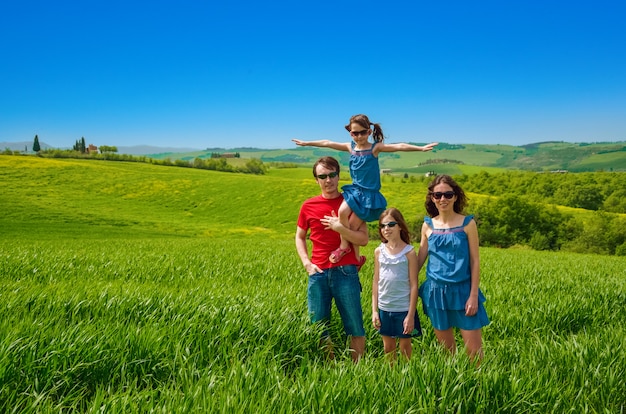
left=374, top=171, right=626, bottom=256
left=454, top=171, right=626, bottom=255
left=371, top=190, right=626, bottom=256
left=457, top=170, right=626, bottom=213
left=468, top=194, right=626, bottom=256
left=23, top=134, right=265, bottom=174
left=3, top=147, right=268, bottom=175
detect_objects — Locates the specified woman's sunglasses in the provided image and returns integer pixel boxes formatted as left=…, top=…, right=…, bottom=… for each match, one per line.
left=432, top=191, right=455, bottom=200
left=379, top=221, right=398, bottom=229
left=316, top=172, right=338, bottom=179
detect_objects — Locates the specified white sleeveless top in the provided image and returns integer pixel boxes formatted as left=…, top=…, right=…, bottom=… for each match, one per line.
left=377, top=243, right=414, bottom=312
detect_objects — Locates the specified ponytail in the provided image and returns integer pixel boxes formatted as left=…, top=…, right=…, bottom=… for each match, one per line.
left=371, top=122, right=384, bottom=142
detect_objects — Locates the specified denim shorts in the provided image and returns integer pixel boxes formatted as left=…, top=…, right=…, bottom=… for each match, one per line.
left=307, top=265, right=365, bottom=337
left=378, top=309, right=422, bottom=338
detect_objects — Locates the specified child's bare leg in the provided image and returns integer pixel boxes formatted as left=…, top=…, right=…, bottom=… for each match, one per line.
left=382, top=336, right=397, bottom=363
left=329, top=201, right=359, bottom=263
left=399, top=338, right=412, bottom=360
left=347, top=212, right=364, bottom=259
left=337, top=201, right=352, bottom=251
left=434, top=328, right=457, bottom=354
left=460, top=329, right=483, bottom=365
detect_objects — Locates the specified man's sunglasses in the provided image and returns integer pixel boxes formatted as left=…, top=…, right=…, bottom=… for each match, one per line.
left=432, top=191, right=455, bottom=200
left=316, top=172, right=338, bottom=179
left=379, top=221, right=398, bottom=229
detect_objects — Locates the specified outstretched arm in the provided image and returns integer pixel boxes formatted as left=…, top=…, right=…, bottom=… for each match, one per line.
left=375, top=141, right=438, bottom=154
left=292, top=139, right=351, bottom=152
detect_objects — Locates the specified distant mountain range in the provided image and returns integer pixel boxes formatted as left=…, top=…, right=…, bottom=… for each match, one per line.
left=1, top=141, right=54, bottom=152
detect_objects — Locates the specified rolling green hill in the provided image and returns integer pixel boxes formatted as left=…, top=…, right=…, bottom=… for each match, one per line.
left=0, top=155, right=626, bottom=254
left=0, top=156, right=307, bottom=239
left=146, top=141, right=626, bottom=173
left=0, top=156, right=437, bottom=240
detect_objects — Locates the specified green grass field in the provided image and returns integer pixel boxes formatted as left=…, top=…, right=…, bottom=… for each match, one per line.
left=1, top=155, right=625, bottom=412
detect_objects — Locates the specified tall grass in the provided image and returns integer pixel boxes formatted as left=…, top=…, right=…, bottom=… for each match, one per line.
left=1, top=155, right=625, bottom=412
left=1, top=238, right=625, bottom=412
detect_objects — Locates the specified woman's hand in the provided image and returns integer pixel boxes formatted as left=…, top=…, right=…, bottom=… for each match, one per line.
left=465, top=295, right=478, bottom=316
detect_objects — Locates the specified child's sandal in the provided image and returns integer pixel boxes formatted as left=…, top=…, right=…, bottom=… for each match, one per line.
left=329, top=247, right=351, bottom=263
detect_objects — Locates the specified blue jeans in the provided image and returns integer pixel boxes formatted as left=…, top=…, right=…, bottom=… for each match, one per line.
left=307, top=265, right=365, bottom=337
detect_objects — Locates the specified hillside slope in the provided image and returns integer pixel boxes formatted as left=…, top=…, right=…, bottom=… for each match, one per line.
left=0, top=156, right=432, bottom=239
left=145, top=141, right=626, bottom=172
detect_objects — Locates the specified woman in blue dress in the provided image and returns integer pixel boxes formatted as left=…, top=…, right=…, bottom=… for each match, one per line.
left=417, top=174, right=489, bottom=363
left=293, top=114, right=437, bottom=266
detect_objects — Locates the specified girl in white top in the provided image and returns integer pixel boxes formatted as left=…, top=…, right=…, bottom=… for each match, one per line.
left=372, top=207, right=421, bottom=361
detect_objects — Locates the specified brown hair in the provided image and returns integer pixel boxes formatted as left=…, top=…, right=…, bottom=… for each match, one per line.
left=378, top=207, right=411, bottom=244
left=424, top=174, right=467, bottom=217
left=344, top=114, right=384, bottom=143
left=312, top=156, right=340, bottom=177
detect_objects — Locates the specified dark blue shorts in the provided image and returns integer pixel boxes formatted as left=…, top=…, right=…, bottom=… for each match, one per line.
left=378, top=309, right=422, bottom=338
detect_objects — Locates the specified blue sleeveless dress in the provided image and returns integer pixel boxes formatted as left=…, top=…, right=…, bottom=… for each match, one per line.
left=341, top=141, right=387, bottom=222
left=418, top=215, right=490, bottom=331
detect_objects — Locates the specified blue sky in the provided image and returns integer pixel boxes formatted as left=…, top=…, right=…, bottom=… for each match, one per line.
left=1, top=0, right=625, bottom=149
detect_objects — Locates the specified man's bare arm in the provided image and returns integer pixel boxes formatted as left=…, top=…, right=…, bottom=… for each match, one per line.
left=295, top=226, right=322, bottom=275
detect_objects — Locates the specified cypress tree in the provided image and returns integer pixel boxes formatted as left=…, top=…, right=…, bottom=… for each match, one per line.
left=33, top=135, right=41, bottom=152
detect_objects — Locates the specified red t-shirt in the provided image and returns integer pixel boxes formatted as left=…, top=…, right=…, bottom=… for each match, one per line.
left=297, top=194, right=359, bottom=269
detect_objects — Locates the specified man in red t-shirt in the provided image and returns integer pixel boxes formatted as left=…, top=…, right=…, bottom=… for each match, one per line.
left=295, top=156, right=369, bottom=362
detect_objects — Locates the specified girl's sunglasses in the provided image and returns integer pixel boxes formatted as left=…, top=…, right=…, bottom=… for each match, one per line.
left=379, top=221, right=398, bottom=229
left=350, top=129, right=370, bottom=137
left=432, top=191, right=455, bottom=200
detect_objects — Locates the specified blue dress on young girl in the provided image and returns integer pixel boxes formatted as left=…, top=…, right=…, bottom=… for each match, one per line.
left=341, top=141, right=387, bottom=222
left=419, top=215, right=490, bottom=331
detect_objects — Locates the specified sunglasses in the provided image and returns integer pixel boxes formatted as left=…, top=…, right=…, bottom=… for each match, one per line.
left=432, top=191, right=455, bottom=200
left=350, top=129, right=370, bottom=137
left=379, top=221, right=398, bottom=229
left=316, top=171, right=338, bottom=179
